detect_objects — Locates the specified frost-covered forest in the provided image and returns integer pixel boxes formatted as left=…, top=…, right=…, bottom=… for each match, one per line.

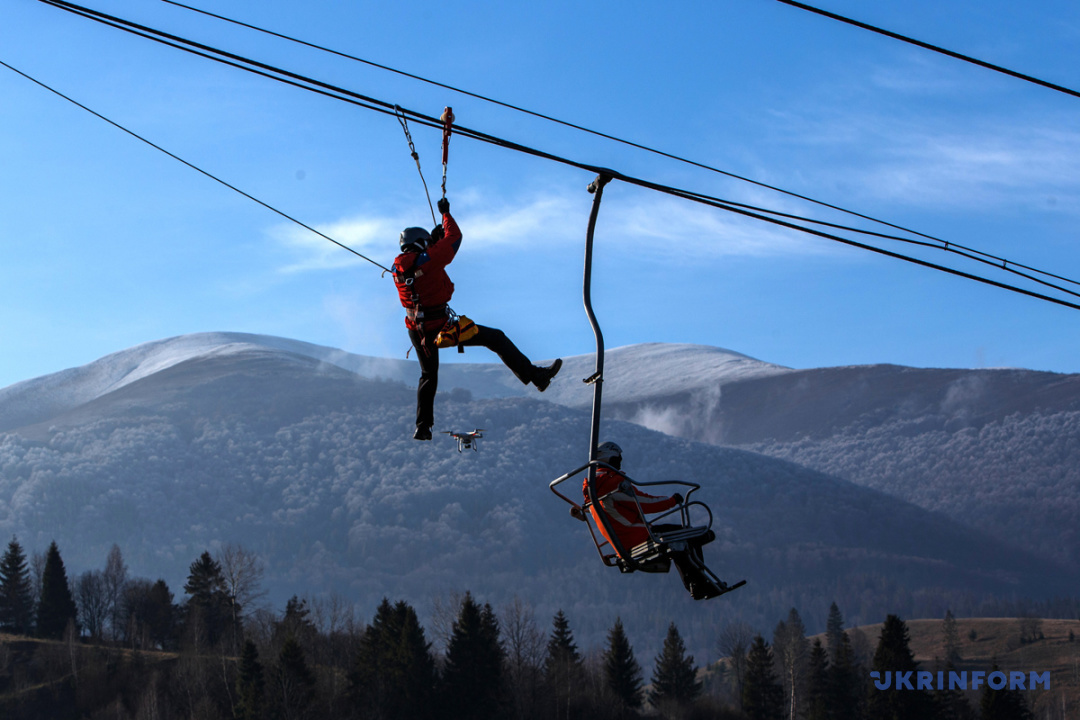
left=597, top=362, right=1080, bottom=571
left=0, top=334, right=1077, bottom=662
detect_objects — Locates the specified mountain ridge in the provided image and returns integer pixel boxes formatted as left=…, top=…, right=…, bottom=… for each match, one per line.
left=1, top=332, right=1073, bottom=660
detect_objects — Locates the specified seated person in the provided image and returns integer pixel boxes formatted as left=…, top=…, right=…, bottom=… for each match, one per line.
left=583, top=441, right=721, bottom=600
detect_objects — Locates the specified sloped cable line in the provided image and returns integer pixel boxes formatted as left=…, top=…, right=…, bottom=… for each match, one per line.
left=157, top=0, right=1080, bottom=295
left=157, top=0, right=1000, bottom=259
left=21, top=1, right=1080, bottom=311
left=627, top=177, right=1080, bottom=312
left=0, top=58, right=392, bottom=274
left=673, top=189, right=1080, bottom=301
left=154, top=0, right=1028, bottom=267
left=51, top=0, right=1080, bottom=294
left=775, top=0, right=1080, bottom=101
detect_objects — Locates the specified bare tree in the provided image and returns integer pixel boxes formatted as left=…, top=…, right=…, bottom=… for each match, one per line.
left=1018, top=614, right=1044, bottom=644
left=428, top=590, right=464, bottom=658
left=501, top=596, right=546, bottom=720
left=30, top=550, right=45, bottom=603
left=102, top=544, right=128, bottom=641
left=216, top=543, right=267, bottom=652
left=773, top=609, right=809, bottom=720
left=74, top=570, right=108, bottom=641
left=717, top=620, right=755, bottom=702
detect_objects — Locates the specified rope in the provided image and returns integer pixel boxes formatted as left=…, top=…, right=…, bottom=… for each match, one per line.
left=395, top=106, right=437, bottom=226
left=440, top=106, right=454, bottom=199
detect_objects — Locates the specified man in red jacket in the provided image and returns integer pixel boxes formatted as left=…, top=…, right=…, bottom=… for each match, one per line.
left=392, top=197, right=562, bottom=440
left=585, top=441, right=721, bottom=600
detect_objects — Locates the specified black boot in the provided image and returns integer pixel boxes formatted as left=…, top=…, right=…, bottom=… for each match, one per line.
left=413, top=426, right=432, bottom=441
left=532, top=359, right=563, bottom=392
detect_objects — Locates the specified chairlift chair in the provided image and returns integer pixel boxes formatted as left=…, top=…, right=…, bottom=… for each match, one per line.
left=550, top=461, right=719, bottom=571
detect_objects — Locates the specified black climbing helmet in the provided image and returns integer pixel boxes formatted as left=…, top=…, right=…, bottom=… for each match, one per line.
left=399, top=227, right=431, bottom=253
left=596, top=441, right=623, bottom=467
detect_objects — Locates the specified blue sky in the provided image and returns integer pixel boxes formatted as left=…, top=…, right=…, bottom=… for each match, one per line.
left=3, top=0, right=1080, bottom=389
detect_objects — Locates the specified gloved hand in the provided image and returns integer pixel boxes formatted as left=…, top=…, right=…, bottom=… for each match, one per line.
left=672, top=493, right=684, bottom=504
left=437, top=197, right=450, bottom=214
left=570, top=506, right=586, bottom=522
left=430, top=225, right=445, bottom=242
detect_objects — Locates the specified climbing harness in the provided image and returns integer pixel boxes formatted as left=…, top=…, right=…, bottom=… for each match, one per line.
left=396, top=105, right=437, bottom=226
left=435, top=308, right=478, bottom=352
left=440, top=106, right=454, bottom=199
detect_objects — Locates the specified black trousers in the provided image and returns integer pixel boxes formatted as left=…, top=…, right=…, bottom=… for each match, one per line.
left=408, top=324, right=537, bottom=430
left=650, top=523, right=712, bottom=592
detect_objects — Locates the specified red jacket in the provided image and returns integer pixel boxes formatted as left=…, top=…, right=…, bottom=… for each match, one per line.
left=584, top=468, right=680, bottom=555
left=392, top=212, right=463, bottom=331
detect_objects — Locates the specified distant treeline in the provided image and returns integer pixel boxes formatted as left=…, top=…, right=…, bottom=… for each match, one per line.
left=0, top=538, right=1070, bottom=719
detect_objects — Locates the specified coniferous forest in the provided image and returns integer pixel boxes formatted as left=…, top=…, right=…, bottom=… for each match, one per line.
left=1, top=537, right=1076, bottom=719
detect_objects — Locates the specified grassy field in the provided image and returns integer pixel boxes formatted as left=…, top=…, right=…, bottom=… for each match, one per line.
left=850, top=617, right=1080, bottom=680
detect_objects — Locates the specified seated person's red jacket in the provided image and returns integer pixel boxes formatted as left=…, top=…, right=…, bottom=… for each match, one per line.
left=584, top=467, right=679, bottom=557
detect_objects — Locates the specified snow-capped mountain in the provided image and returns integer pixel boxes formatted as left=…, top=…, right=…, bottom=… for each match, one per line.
left=0, top=333, right=1075, bottom=660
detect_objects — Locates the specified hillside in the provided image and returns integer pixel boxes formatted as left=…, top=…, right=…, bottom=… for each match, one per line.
left=851, top=617, right=1080, bottom=717
left=536, top=351, right=1080, bottom=570
left=0, top=334, right=1072, bottom=660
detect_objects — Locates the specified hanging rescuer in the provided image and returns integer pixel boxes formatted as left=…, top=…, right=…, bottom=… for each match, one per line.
left=391, top=107, right=563, bottom=441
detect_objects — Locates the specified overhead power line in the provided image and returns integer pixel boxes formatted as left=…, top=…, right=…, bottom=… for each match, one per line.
left=0, top=59, right=390, bottom=274
left=156, top=0, right=961, bottom=250
left=18, top=0, right=1080, bottom=312
left=152, top=0, right=1080, bottom=295
left=775, top=0, right=1080, bottom=101
left=47, top=0, right=1080, bottom=292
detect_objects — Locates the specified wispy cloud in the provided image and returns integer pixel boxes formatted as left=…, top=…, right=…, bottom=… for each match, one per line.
left=607, top=197, right=838, bottom=259
left=272, top=216, right=404, bottom=273
left=873, top=125, right=1080, bottom=209
left=269, top=188, right=837, bottom=274
left=770, top=105, right=1080, bottom=213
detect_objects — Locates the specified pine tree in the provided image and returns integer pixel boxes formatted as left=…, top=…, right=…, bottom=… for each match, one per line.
left=869, top=614, right=935, bottom=720
left=146, top=579, right=176, bottom=649
left=544, top=609, right=584, bottom=718
left=350, top=598, right=437, bottom=720
left=804, top=639, right=829, bottom=720
left=183, top=550, right=228, bottom=648
left=122, top=578, right=176, bottom=649
left=603, top=617, right=643, bottom=714
left=351, top=598, right=394, bottom=718
left=275, top=635, right=316, bottom=719
left=828, top=631, right=863, bottom=720
left=649, top=622, right=702, bottom=711
left=36, top=541, right=78, bottom=639
left=441, top=592, right=505, bottom=720
left=396, top=601, right=438, bottom=719
left=0, top=537, right=35, bottom=635
left=979, top=662, right=1034, bottom=720
left=277, top=595, right=317, bottom=647
left=826, top=602, right=845, bottom=662
left=933, top=660, right=977, bottom=720
left=741, top=635, right=783, bottom=720
left=235, top=639, right=266, bottom=720
left=942, top=609, right=961, bottom=664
